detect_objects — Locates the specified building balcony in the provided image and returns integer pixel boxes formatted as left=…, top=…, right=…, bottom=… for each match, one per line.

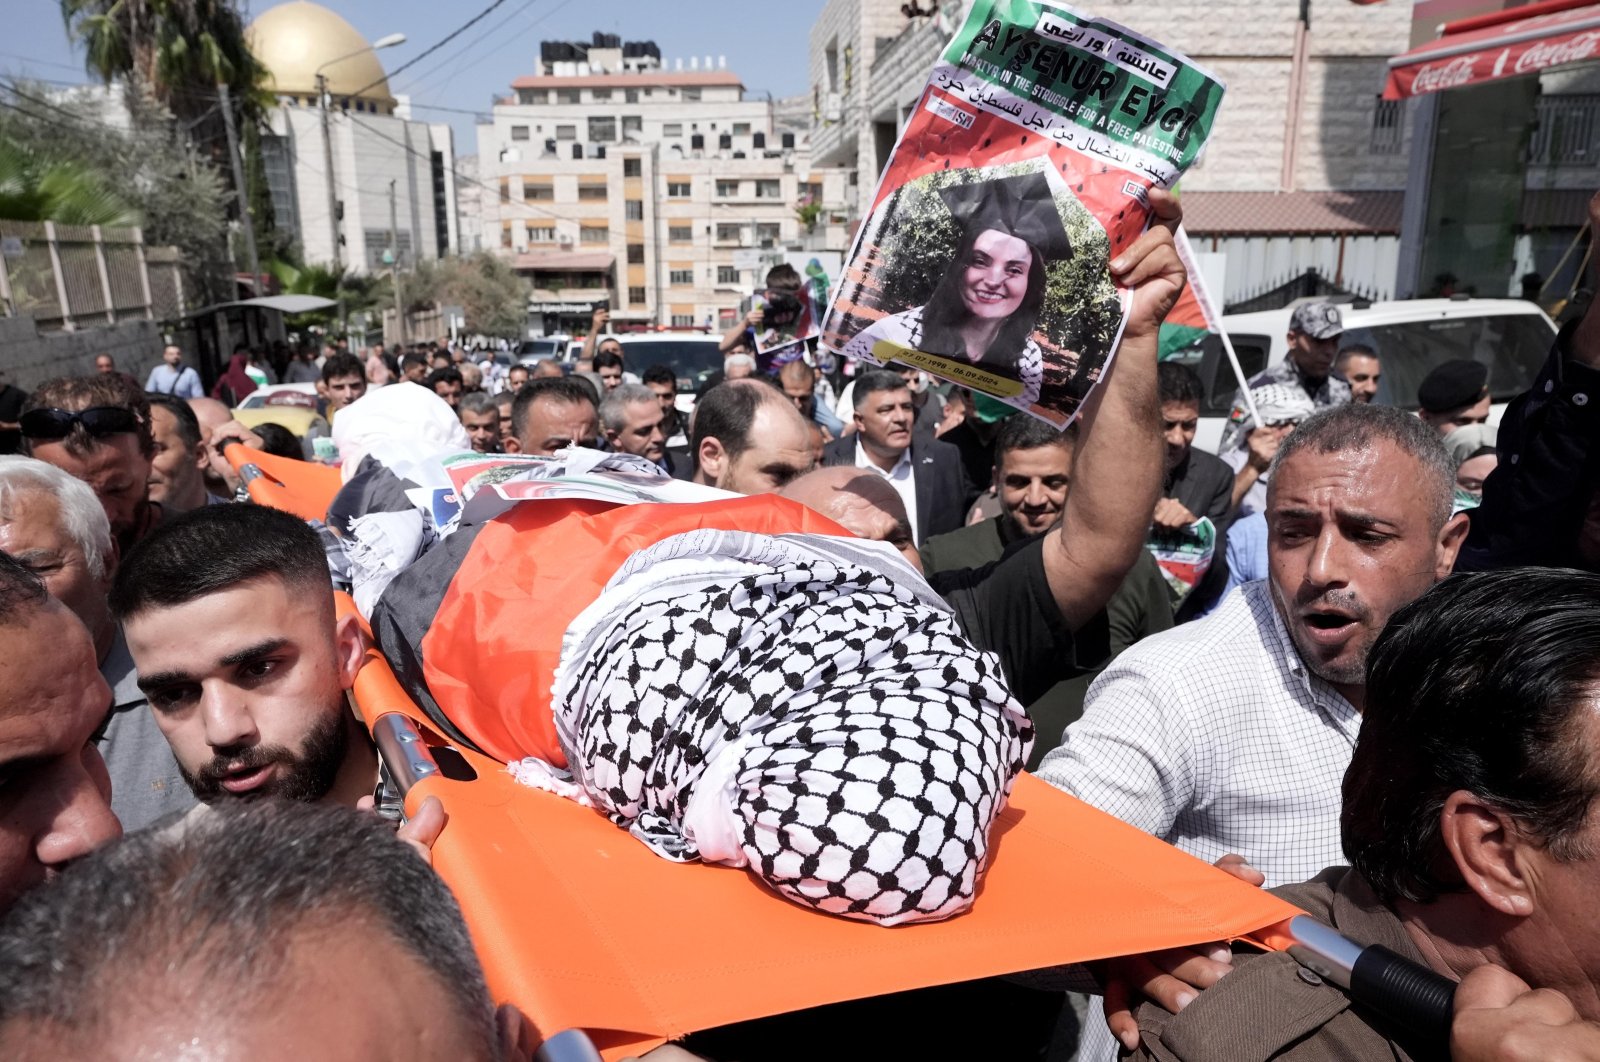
left=1528, top=93, right=1600, bottom=168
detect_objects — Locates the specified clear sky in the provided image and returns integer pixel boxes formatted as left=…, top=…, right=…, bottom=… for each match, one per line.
left=2, top=0, right=828, bottom=151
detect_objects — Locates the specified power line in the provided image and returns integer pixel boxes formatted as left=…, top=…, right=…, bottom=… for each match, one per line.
left=346, top=0, right=516, bottom=100
left=402, top=102, right=496, bottom=118
left=392, top=0, right=546, bottom=101
left=344, top=109, right=565, bottom=222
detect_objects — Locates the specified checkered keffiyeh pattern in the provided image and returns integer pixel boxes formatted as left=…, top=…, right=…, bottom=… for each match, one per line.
left=519, top=529, right=1032, bottom=926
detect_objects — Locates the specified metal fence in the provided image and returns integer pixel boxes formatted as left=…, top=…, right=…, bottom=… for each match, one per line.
left=0, top=220, right=180, bottom=331
left=1529, top=94, right=1600, bottom=167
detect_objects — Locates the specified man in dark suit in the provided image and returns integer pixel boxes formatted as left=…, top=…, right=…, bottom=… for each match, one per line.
left=821, top=369, right=973, bottom=544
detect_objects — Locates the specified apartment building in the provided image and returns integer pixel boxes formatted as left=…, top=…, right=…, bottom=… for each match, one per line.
left=476, top=34, right=851, bottom=336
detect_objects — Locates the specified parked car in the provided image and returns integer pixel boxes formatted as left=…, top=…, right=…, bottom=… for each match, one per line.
left=615, top=333, right=725, bottom=415
left=516, top=335, right=572, bottom=363
left=230, top=382, right=328, bottom=457
left=1165, top=297, right=1558, bottom=454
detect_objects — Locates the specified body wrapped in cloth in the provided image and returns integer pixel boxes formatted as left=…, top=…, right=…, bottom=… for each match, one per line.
left=375, top=488, right=1031, bottom=926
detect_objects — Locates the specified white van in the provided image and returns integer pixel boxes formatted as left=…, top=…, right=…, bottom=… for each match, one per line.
left=1166, top=297, right=1559, bottom=455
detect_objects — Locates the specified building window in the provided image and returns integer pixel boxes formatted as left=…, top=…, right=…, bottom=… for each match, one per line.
left=755, top=222, right=780, bottom=247
left=732, top=122, right=751, bottom=136
left=625, top=199, right=644, bottom=220
left=510, top=125, right=530, bottom=141
left=755, top=179, right=782, bottom=198
left=625, top=88, right=639, bottom=104
left=578, top=184, right=608, bottom=200
left=682, top=88, right=701, bottom=102
left=524, top=183, right=553, bottom=201
left=663, top=122, right=683, bottom=136
left=623, top=157, right=642, bottom=177
left=666, top=181, right=692, bottom=198
left=555, top=125, right=577, bottom=140
left=715, top=223, right=742, bottom=242
left=528, top=225, right=556, bottom=242
left=556, top=89, right=581, bottom=104
left=590, top=88, right=612, bottom=101
left=627, top=243, right=645, bottom=264
left=717, top=265, right=739, bottom=284
left=669, top=225, right=692, bottom=242
left=669, top=269, right=694, bottom=285
left=715, top=180, right=739, bottom=197
left=580, top=226, right=609, bottom=243
left=1370, top=96, right=1404, bottom=155
left=671, top=313, right=694, bottom=327
left=517, top=89, right=546, bottom=104
left=588, top=116, right=617, bottom=142
left=628, top=285, right=647, bottom=303
left=621, top=115, right=642, bottom=139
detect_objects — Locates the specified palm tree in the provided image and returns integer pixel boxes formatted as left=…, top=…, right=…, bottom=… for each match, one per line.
left=267, top=258, right=386, bottom=332
left=60, top=0, right=271, bottom=152
left=0, top=140, right=137, bottom=227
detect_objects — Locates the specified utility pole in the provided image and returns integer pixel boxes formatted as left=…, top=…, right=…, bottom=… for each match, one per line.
left=389, top=179, right=406, bottom=345
left=317, top=73, right=342, bottom=272
left=217, top=82, right=260, bottom=294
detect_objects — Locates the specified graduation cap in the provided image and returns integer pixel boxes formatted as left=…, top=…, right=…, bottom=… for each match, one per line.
left=938, top=172, right=1072, bottom=261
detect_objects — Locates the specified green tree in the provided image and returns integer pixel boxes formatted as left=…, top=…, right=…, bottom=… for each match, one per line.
left=60, top=0, right=271, bottom=151
left=0, top=85, right=232, bottom=305
left=0, top=140, right=136, bottom=226
left=266, top=258, right=387, bottom=334
left=401, top=253, right=527, bottom=339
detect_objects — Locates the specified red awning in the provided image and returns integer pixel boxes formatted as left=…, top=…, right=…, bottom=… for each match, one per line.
left=1385, top=0, right=1600, bottom=99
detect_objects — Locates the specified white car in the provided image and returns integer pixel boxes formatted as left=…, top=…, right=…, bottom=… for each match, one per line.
left=613, top=333, right=725, bottom=416
left=1165, top=297, right=1559, bottom=455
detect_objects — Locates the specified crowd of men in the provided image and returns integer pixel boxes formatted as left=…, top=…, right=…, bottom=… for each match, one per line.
left=1, top=187, right=1599, bottom=1061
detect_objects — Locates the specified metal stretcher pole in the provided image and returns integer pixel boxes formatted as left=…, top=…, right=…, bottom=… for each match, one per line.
left=369, top=713, right=607, bottom=1062
left=1286, top=915, right=1456, bottom=1057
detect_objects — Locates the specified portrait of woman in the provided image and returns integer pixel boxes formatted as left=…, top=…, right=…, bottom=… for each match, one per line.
left=841, top=171, right=1072, bottom=408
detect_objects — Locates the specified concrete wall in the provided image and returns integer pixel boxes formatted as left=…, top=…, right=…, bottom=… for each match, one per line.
left=0, top=317, right=164, bottom=392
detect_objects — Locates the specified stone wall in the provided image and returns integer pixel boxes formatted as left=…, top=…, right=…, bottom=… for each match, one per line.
left=0, top=316, right=165, bottom=392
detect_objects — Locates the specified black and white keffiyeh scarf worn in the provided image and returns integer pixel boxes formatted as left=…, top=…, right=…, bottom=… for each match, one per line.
left=510, top=528, right=1033, bottom=926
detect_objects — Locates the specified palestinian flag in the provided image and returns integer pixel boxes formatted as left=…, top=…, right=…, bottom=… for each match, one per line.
left=1159, top=226, right=1224, bottom=360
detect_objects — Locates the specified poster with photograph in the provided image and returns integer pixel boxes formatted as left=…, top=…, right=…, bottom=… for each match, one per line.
left=750, top=285, right=819, bottom=356
left=821, top=0, right=1226, bottom=426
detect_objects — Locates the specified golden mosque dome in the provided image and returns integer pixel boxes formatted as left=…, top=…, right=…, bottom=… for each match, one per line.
left=247, top=1, right=397, bottom=110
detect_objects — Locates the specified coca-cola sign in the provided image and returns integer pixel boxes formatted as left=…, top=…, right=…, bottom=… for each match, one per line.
left=1410, top=55, right=1479, bottom=94
left=1514, top=31, right=1600, bottom=74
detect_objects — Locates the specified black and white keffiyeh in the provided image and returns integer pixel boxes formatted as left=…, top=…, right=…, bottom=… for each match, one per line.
left=511, top=528, right=1032, bottom=926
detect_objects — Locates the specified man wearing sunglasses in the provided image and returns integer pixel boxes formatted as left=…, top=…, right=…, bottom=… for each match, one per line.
left=21, top=377, right=161, bottom=554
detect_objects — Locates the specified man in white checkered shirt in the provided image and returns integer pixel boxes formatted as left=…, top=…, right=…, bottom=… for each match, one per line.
left=1039, top=403, right=1470, bottom=884
left=1040, top=404, right=1471, bottom=1056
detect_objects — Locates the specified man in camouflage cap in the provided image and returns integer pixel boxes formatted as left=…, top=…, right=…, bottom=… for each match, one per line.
left=1219, top=301, right=1352, bottom=456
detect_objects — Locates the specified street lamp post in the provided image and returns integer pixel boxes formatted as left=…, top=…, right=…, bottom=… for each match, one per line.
left=316, top=32, right=406, bottom=272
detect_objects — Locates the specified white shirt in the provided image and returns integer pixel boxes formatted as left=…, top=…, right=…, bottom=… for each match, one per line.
left=1036, top=578, right=1359, bottom=889
left=854, top=439, right=918, bottom=543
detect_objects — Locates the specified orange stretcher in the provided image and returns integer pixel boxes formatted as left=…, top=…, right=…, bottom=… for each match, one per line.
left=226, top=445, right=1305, bottom=1058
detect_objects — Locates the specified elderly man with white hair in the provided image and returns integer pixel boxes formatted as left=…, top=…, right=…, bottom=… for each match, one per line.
left=0, top=456, right=196, bottom=831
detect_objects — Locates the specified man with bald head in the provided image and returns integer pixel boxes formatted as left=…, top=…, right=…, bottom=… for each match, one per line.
left=691, top=378, right=815, bottom=495
left=783, top=467, right=919, bottom=571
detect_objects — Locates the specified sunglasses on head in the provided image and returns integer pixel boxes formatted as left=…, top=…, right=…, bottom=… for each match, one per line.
left=20, top=405, right=141, bottom=441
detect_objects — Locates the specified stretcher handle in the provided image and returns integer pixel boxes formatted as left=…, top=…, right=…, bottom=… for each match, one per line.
left=372, top=712, right=441, bottom=796
left=535, top=1029, right=605, bottom=1062
left=1287, top=915, right=1455, bottom=1057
